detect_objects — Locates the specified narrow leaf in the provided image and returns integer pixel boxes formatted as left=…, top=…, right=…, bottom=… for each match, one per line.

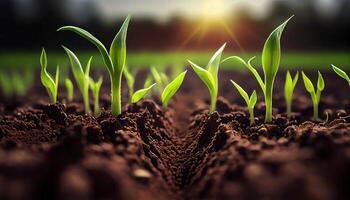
left=302, top=71, right=315, bottom=94
left=332, top=64, right=350, bottom=85
left=110, top=15, right=131, bottom=75
left=40, top=48, right=56, bottom=102
left=57, top=26, right=113, bottom=73
left=249, top=90, right=257, bottom=108
left=132, top=83, right=157, bottom=103
left=206, top=43, right=226, bottom=84
left=161, top=71, right=187, bottom=107
left=123, top=66, right=134, bottom=91
left=317, top=71, right=325, bottom=91
left=188, top=60, right=216, bottom=98
left=262, top=16, right=293, bottom=88
left=230, top=80, right=249, bottom=105
left=62, top=46, right=86, bottom=93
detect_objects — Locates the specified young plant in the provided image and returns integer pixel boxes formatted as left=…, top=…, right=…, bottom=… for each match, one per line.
left=40, top=48, right=59, bottom=103
left=222, top=16, right=293, bottom=122
left=132, top=83, right=157, bottom=103
left=58, top=15, right=131, bottom=115
left=123, top=66, right=135, bottom=102
left=284, top=71, right=299, bottom=119
left=301, top=71, right=325, bottom=120
left=63, top=46, right=91, bottom=114
left=150, top=66, right=165, bottom=94
left=90, top=76, right=103, bottom=116
left=0, top=70, right=13, bottom=97
left=143, top=74, right=153, bottom=88
left=12, top=72, right=27, bottom=96
left=230, top=80, right=257, bottom=125
left=331, top=64, right=350, bottom=86
left=188, top=44, right=226, bottom=112
left=161, top=70, right=187, bottom=107
left=65, top=78, right=74, bottom=102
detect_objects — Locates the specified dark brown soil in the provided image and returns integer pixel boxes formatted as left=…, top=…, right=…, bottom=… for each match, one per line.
left=0, top=70, right=349, bottom=200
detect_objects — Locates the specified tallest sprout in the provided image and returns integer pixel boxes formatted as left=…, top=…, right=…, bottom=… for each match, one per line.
left=222, top=16, right=293, bottom=122
left=58, top=15, right=130, bottom=115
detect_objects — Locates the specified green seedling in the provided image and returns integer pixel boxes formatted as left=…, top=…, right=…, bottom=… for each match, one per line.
left=0, top=70, right=13, bottom=97
left=90, top=76, right=103, bottom=116
left=284, top=71, right=299, bottom=119
left=230, top=80, right=257, bottom=125
left=150, top=66, right=165, bottom=94
left=161, top=70, right=187, bottom=107
left=40, top=48, right=59, bottom=103
left=124, top=66, right=135, bottom=102
left=58, top=15, right=131, bottom=115
left=131, top=83, right=157, bottom=103
left=302, top=71, right=325, bottom=120
left=143, top=74, right=153, bottom=88
left=160, top=72, right=169, bottom=86
left=65, top=78, right=74, bottom=102
left=188, top=44, right=226, bottom=112
left=63, top=46, right=92, bottom=114
left=222, top=16, right=292, bottom=122
left=331, top=64, right=350, bottom=86
left=12, top=72, right=27, bottom=96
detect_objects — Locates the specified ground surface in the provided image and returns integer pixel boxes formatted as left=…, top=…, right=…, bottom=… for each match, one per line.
left=0, top=70, right=350, bottom=200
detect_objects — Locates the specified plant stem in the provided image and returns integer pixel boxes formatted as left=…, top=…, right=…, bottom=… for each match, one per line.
left=83, top=88, right=91, bottom=114
left=209, top=91, right=217, bottom=113
left=111, top=74, right=122, bottom=115
left=264, top=90, right=273, bottom=123
left=313, top=101, right=319, bottom=121
left=249, top=107, right=255, bottom=125
left=94, top=93, right=100, bottom=116
left=286, top=99, right=291, bottom=119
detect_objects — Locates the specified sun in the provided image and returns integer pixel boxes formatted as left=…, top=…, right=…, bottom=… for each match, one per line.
left=200, top=0, right=228, bottom=23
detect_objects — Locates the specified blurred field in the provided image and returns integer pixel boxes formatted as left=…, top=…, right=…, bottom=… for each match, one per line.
left=0, top=51, right=349, bottom=71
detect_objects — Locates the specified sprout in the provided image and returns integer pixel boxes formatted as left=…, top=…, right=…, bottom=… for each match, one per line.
left=40, top=48, right=59, bottom=103
left=188, top=44, right=226, bottom=112
left=58, top=15, right=131, bottom=115
left=284, top=71, right=299, bottom=119
left=301, top=71, right=325, bottom=120
left=150, top=66, right=165, bottom=94
left=90, top=76, right=103, bottom=116
left=0, top=70, right=13, bottom=97
left=143, top=74, right=153, bottom=88
left=230, top=80, right=257, bottom=125
left=62, top=46, right=92, bottom=114
left=132, top=83, right=157, bottom=103
left=123, top=66, right=135, bottom=102
left=65, top=78, right=74, bottom=102
left=222, top=16, right=292, bottom=122
left=12, top=72, right=27, bottom=97
left=331, top=64, right=350, bottom=86
left=161, top=70, right=187, bottom=107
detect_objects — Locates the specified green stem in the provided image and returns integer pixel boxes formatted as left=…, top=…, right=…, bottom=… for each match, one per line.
left=264, top=90, right=273, bottom=123
left=111, top=74, right=122, bottom=115
left=249, top=107, right=255, bottom=125
left=313, top=101, right=319, bottom=121
left=83, top=88, right=91, bottom=114
left=286, top=99, right=291, bottom=119
left=94, top=93, right=100, bottom=116
left=209, top=91, right=217, bottom=113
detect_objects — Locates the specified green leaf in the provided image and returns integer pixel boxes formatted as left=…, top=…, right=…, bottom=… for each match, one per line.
left=160, top=72, right=169, bottom=85
left=284, top=70, right=293, bottom=99
left=206, top=43, right=225, bottom=84
left=317, top=71, right=325, bottom=91
left=302, top=71, right=315, bottom=94
left=230, top=80, right=249, bottom=105
left=65, top=78, right=74, bottom=102
left=151, top=66, right=163, bottom=86
left=331, top=64, right=350, bottom=85
left=124, top=66, right=134, bottom=92
left=188, top=60, right=216, bottom=99
left=249, top=90, right=257, bottom=108
left=57, top=26, right=113, bottom=73
left=262, top=16, right=293, bottom=85
left=161, top=70, right=187, bottom=107
left=292, top=71, right=299, bottom=88
left=40, top=48, right=57, bottom=103
left=90, top=76, right=103, bottom=97
left=110, top=15, right=131, bottom=76
left=62, top=46, right=88, bottom=94
left=143, top=74, right=153, bottom=88
left=222, top=56, right=265, bottom=92
left=132, top=83, right=157, bottom=103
